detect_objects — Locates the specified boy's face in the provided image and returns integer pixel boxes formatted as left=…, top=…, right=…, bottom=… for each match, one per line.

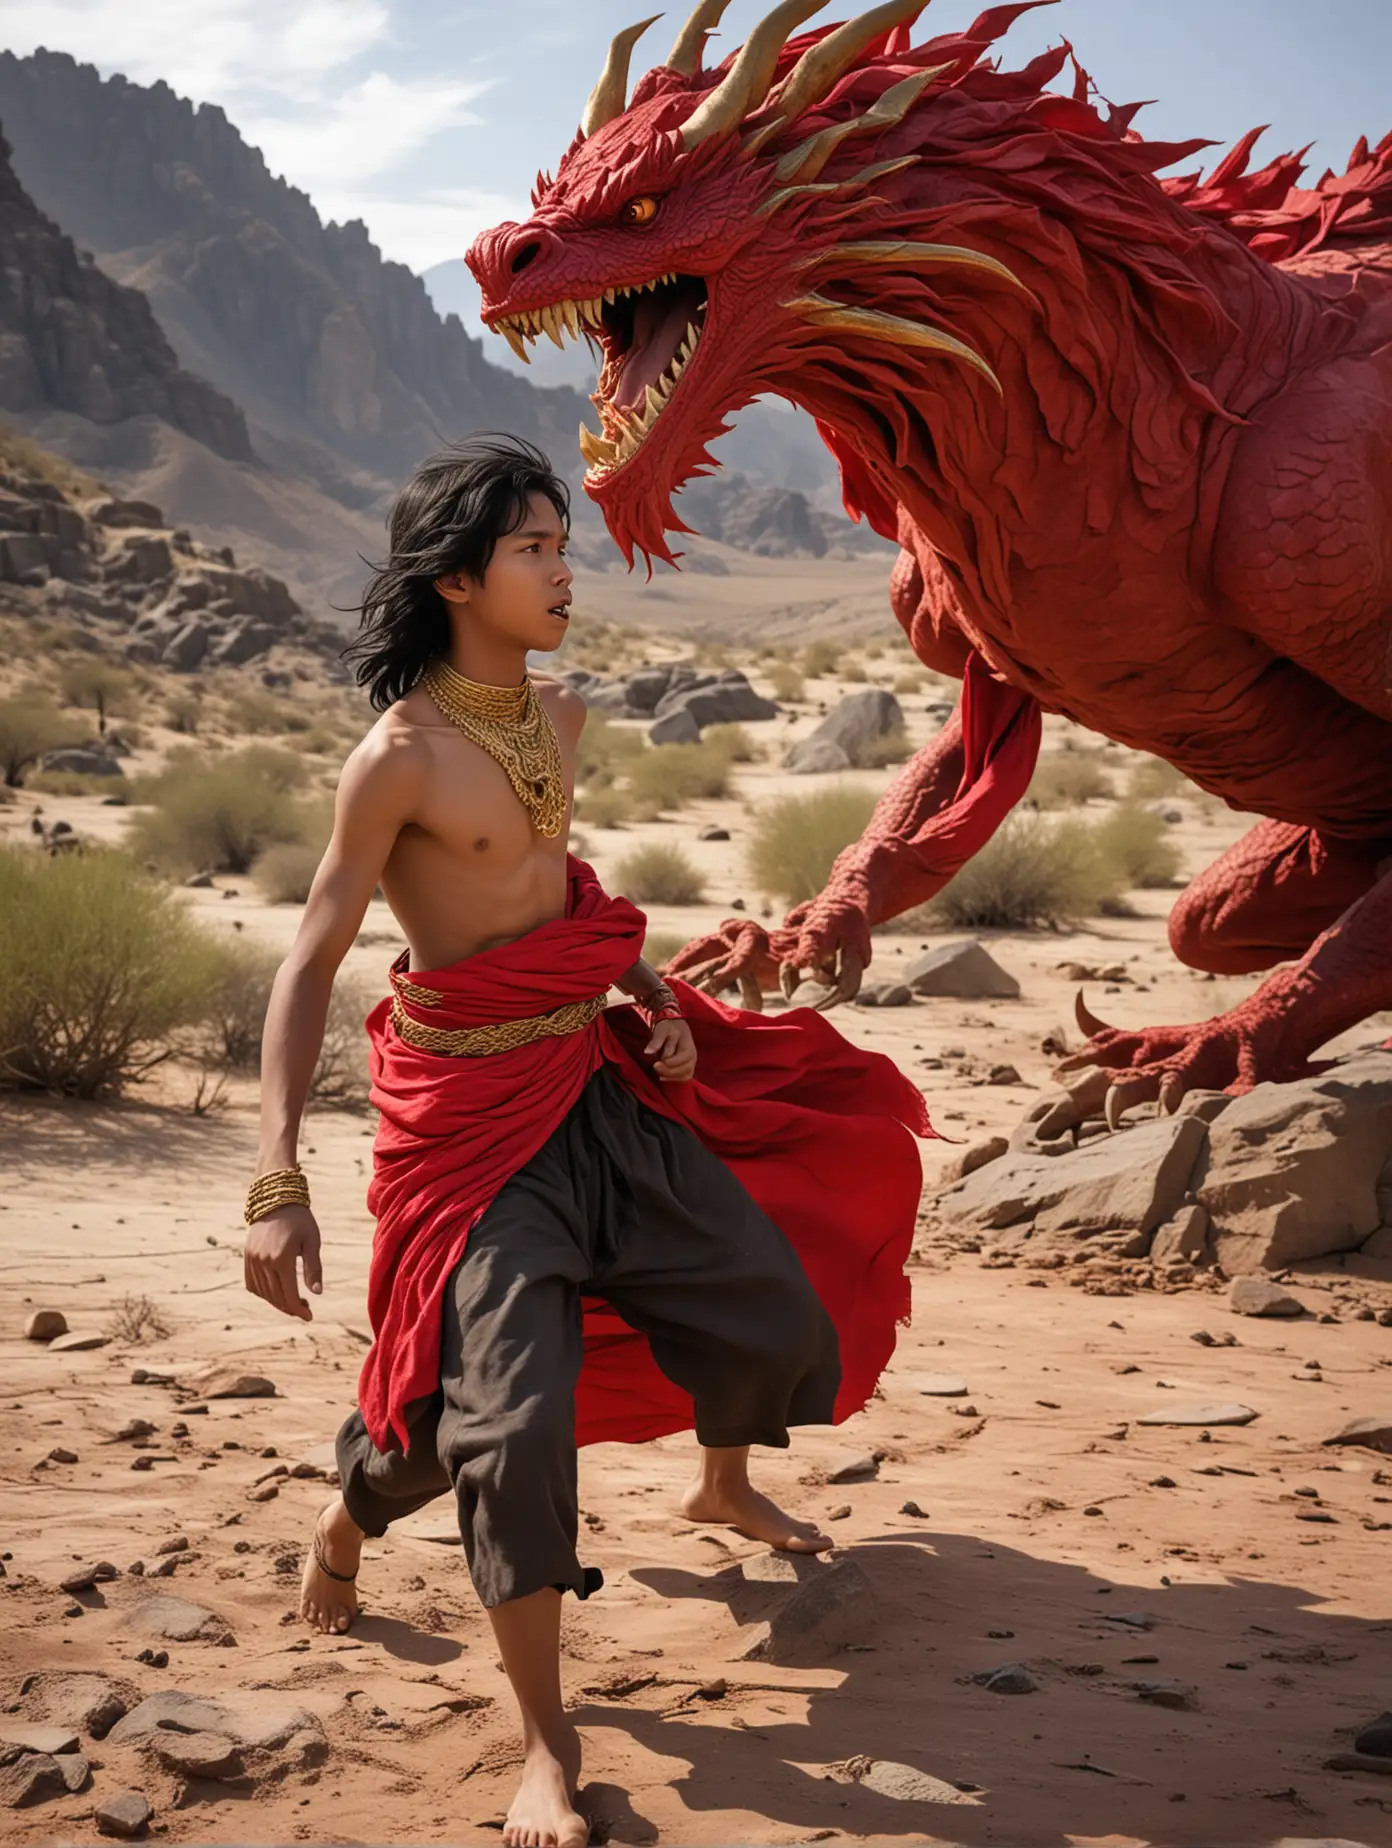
left=437, top=492, right=573, bottom=654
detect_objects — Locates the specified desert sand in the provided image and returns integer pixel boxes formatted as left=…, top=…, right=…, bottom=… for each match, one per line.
left=3, top=654, right=1392, bottom=1848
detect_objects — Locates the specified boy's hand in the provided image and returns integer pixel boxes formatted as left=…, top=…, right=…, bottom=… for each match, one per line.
left=244, top=1204, right=324, bottom=1321
left=645, top=1017, right=697, bottom=1083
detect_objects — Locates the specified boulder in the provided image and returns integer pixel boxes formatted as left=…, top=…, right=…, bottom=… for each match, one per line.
left=621, top=666, right=673, bottom=713
left=1193, top=1054, right=1392, bottom=1271
left=1322, top=1417, right=1392, bottom=1455
left=905, top=940, right=1020, bottom=1000
left=38, top=748, right=124, bottom=778
left=936, top=1115, right=1208, bottom=1254
left=88, top=498, right=164, bottom=529
left=39, top=1674, right=126, bottom=1739
left=209, top=619, right=279, bottom=666
left=648, top=707, right=701, bottom=747
left=783, top=689, right=903, bottom=770
left=942, top=1136, right=1009, bottom=1183
left=580, top=679, right=634, bottom=714
left=94, top=1791, right=151, bottom=1838
left=161, top=620, right=210, bottom=671
left=0, top=1725, right=80, bottom=1756
left=1228, top=1276, right=1306, bottom=1318
left=23, top=1309, right=66, bottom=1340
left=108, top=534, right=174, bottom=584
left=654, top=672, right=777, bottom=727
left=0, top=1753, right=69, bottom=1808
left=1150, top=1203, right=1211, bottom=1264
left=784, top=736, right=852, bottom=774
left=0, top=532, right=57, bottom=580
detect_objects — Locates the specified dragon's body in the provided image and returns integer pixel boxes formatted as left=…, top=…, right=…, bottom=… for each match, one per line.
left=468, top=0, right=1392, bottom=1112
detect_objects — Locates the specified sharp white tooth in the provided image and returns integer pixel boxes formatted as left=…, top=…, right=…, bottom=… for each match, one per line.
left=605, top=287, right=617, bottom=304
left=643, top=382, right=663, bottom=423
left=578, top=422, right=617, bottom=468
left=669, top=355, right=686, bottom=382
left=500, top=323, right=530, bottom=364
left=581, top=298, right=602, bottom=328
left=561, top=300, right=580, bottom=337
left=540, top=305, right=566, bottom=348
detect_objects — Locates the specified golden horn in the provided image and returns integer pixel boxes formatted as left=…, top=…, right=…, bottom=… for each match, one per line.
left=1075, top=989, right=1114, bottom=1039
left=784, top=292, right=1002, bottom=391
left=772, top=67, right=938, bottom=179
left=769, top=0, right=929, bottom=127
left=667, top=0, right=734, bottom=76
left=812, top=237, right=1030, bottom=293
left=681, top=0, right=830, bottom=149
left=757, top=150, right=916, bottom=215
left=582, top=14, right=663, bottom=137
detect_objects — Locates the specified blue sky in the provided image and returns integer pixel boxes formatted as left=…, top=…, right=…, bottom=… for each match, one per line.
left=3, top=0, right=1389, bottom=275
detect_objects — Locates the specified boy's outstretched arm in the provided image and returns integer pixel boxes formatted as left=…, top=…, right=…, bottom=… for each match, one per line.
left=244, top=730, right=427, bottom=1320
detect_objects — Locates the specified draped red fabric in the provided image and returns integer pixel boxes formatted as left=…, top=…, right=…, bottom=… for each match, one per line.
left=359, top=859, right=934, bottom=1455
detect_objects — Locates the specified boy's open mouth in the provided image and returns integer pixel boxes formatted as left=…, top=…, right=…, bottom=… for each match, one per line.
left=489, top=274, right=709, bottom=481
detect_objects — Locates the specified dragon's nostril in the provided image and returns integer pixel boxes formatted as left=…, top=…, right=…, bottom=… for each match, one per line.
left=510, top=241, right=541, bottom=275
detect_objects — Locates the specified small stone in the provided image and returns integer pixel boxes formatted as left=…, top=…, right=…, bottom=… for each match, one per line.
left=918, top=1375, right=970, bottom=1396
left=154, top=1730, right=243, bottom=1779
left=1380, top=1308, right=1392, bottom=1328
left=788, top=980, right=836, bottom=1010
left=987, top=1064, right=1023, bottom=1086
left=696, top=825, right=730, bottom=841
left=95, top=1791, right=151, bottom=1838
left=739, top=1558, right=876, bottom=1666
left=181, top=1367, right=276, bottom=1399
left=1229, top=1276, right=1305, bottom=1318
left=56, top=1754, right=91, bottom=1794
left=113, top=1420, right=157, bottom=1443
left=1133, top=1679, right=1199, bottom=1710
left=827, top=1504, right=852, bottom=1521
left=859, top=1759, right=977, bottom=1803
left=155, top=1535, right=190, bottom=1556
left=943, top=1138, right=1007, bottom=1184
left=826, top=1454, right=879, bottom=1484
left=1136, top=1402, right=1258, bottom=1428
left=47, top=1448, right=78, bottom=1465
left=23, top=1310, right=67, bottom=1341
left=59, top=1561, right=117, bottom=1593
left=248, top=1482, right=280, bottom=1503
left=1149, top=1477, right=1177, bottom=1489
left=1, top=1753, right=68, bottom=1809
left=973, top=1662, right=1036, bottom=1694
left=1354, top=1711, right=1392, bottom=1758
left=905, top=940, right=1020, bottom=999
left=118, top=1593, right=226, bottom=1642
left=184, top=871, right=215, bottom=888
left=899, top=1501, right=928, bottom=1518
left=1323, top=1417, right=1392, bottom=1455
left=46, top=1332, right=109, bottom=1352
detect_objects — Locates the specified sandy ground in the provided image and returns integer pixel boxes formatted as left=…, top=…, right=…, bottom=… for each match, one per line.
left=4, top=674, right=1392, bottom=1848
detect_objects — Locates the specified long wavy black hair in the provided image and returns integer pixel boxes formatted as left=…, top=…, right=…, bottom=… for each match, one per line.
left=344, top=434, right=570, bottom=711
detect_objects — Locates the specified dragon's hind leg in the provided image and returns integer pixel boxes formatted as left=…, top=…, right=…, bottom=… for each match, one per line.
left=1060, top=822, right=1392, bottom=1116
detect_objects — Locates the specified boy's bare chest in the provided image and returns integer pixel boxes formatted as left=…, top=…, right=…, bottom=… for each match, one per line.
left=415, top=729, right=575, bottom=868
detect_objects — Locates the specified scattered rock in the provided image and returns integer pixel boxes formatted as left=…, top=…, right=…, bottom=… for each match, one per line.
left=853, top=982, right=914, bottom=1008
left=40, top=1674, right=126, bottom=1739
left=1323, top=1417, right=1392, bottom=1456
left=95, top=1791, right=151, bottom=1838
left=697, top=825, right=730, bottom=842
left=0, top=1724, right=80, bottom=1756
left=899, top=1501, right=928, bottom=1518
left=46, top=1332, right=109, bottom=1352
left=654, top=671, right=778, bottom=730
left=788, top=980, right=836, bottom=1010
left=988, top=1064, right=1023, bottom=1086
left=59, top=1561, right=118, bottom=1594
left=47, top=1448, right=78, bottom=1465
left=180, top=1367, right=275, bottom=1399
left=648, top=706, right=701, bottom=747
left=858, top=1759, right=977, bottom=1804
left=1354, top=1711, right=1392, bottom=1758
left=1150, top=1204, right=1211, bottom=1265
left=1133, top=1679, right=1199, bottom=1711
left=783, top=736, right=852, bottom=775
left=1136, top=1403, right=1258, bottom=1428
left=23, top=1310, right=67, bottom=1341
left=973, top=1663, right=1037, bottom=1694
left=784, top=689, right=903, bottom=772
left=826, top=1454, right=879, bottom=1484
left=1228, top=1276, right=1306, bottom=1318
left=113, top=1419, right=157, bottom=1443
left=739, top=1558, right=876, bottom=1666
left=905, top=940, right=1021, bottom=1000
left=0, top=1753, right=69, bottom=1809
left=39, top=747, right=124, bottom=778
left=918, top=1375, right=970, bottom=1397
left=109, top=1690, right=326, bottom=1773
left=118, top=1594, right=229, bottom=1643
left=152, top=1730, right=243, bottom=1780
left=827, top=1504, right=852, bottom=1521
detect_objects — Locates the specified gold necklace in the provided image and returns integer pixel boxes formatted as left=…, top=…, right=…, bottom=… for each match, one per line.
left=422, top=660, right=566, bottom=838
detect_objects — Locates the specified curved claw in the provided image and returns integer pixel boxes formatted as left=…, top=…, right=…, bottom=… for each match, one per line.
left=1104, top=1083, right=1128, bottom=1133
left=737, top=971, right=765, bottom=1013
left=814, top=947, right=865, bottom=1011
left=1075, top=989, right=1114, bottom=1041
left=1158, top=1072, right=1186, bottom=1116
left=779, top=963, right=800, bottom=1002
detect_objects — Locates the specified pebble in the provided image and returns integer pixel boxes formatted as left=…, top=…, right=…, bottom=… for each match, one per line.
left=95, top=1792, right=152, bottom=1838
left=46, top=1332, right=109, bottom=1352
left=1322, top=1416, right=1392, bottom=1455
left=1136, top=1402, right=1258, bottom=1428
left=1149, top=1477, right=1177, bottom=1489
left=1228, top=1276, right=1305, bottom=1318
left=59, top=1561, right=118, bottom=1594
left=155, top=1535, right=190, bottom=1557
left=826, top=1504, right=852, bottom=1521
left=696, top=825, right=730, bottom=841
left=973, top=1663, right=1037, bottom=1695
left=918, top=1375, right=969, bottom=1397
left=23, top=1310, right=67, bottom=1341
left=113, top=1419, right=157, bottom=1443
left=180, top=1366, right=276, bottom=1400
left=826, top=1454, right=878, bottom=1484
left=47, top=1448, right=78, bottom=1466
left=1354, top=1711, right=1392, bottom=1758
left=899, top=1501, right=928, bottom=1518
left=1133, top=1678, right=1199, bottom=1711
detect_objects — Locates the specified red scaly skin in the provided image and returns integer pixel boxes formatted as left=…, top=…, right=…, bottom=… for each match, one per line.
left=467, top=2, right=1392, bottom=1110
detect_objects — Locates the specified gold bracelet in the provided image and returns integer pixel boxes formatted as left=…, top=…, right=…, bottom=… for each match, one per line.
left=244, top=1165, right=311, bottom=1225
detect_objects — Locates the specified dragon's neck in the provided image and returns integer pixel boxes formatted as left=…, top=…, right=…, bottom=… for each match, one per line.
left=781, top=183, right=1334, bottom=622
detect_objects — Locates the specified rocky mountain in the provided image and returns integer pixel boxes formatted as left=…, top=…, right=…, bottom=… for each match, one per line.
left=0, top=50, right=587, bottom=492
left=676, top=470, right=892, bottom=561
left=0, top=129, right=249, bottom=464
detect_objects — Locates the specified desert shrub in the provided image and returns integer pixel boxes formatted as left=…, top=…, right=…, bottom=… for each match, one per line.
left=576, top=714, right=645, bottom=790
left=58, top=659, right=135, bottom=734
left=747, top=786, right=878, bottom=906
left=1028, top=752, right=1115, bottom=808
left=927, top=811, right=1125, bottom=929
left=703, top=722, right=759, bottom=764
left=308, top=977, right=375, bottom=1105
left=625, top=740, right=730, bottom=814
left=254, top=840, right=325, bottom=904
left=841, top=659, right=867, bottom=683
left=613, top=843, right=707, bottom=905
left=105, top=1294, right=172, bottom=1344
left=0, top=696, right=83, bottom=787
left=640, top=928, right=689, bottom=970
left=27, top=770, right=124, bottom=797
left=801, top=639, right=840, bottom=679
left=0, top=847, right=225, bottom=1097
left=767, top=662, right=805, bottom=703
left=574, top=786, right=634, bottom=828
left=696, top=641, right=735, bottom=669
left=194, top=938, right=371, bottom=1104
left=129, top=746, right=316, bottom=875
left=891, top=672, right=925, bottom=694
left=163, top=690, right=203, bottom=735
left=1094, top=802, right=1183, bottom=889
left=222, top=688, right=311, bottom=734
left=856, top=726, right=912, bottom=770
left=1128, top=754, right=1189, bottom=800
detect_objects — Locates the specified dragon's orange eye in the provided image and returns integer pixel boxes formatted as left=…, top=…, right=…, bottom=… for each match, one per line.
left=622, top=195, right=659, bottom=226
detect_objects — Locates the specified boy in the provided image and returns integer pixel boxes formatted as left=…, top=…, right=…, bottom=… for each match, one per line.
left=243, top=435, right=929, bottom=1848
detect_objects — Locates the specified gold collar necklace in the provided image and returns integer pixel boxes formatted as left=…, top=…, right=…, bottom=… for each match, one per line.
left=422, top=659, right=565, bottom=838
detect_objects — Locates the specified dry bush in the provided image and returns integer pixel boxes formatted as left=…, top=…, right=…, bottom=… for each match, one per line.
left=254, top=840, right=325, bottom=904
left=747, top=786, right=877, bottom=906
left=696, top=641, right=735, bottom=669
left=222, top=688, right=312, bottom=735
left=106, top=1294, right=172, bottom=1344
left=801, top=639, right=840, bottom=679
left=0, top=847, right=227, bottom=1097
left=613, top=843, right=707, bottom=905
left=163, top=690, right=203, bottom=735
left=128, top=746, right=316, bottom=876
left=0, top=696, right=84, bottom=787
left=310, top=978, right=375, bottom=1105
left=58, top=660, right=135, bottom=734
left=574, top=786, right=635, bottom=828
left=576, top=714, right=645, bottom=790
left=1028, top=751, right=1116, bottom=808
left=767, top=662, right=806, bottom=703
left=856, top=727, right=911, bottom=770
left=924, top=812, right=1125, bottom=930
left=891, top=672, right=926, bottom=695
left=1128, top=754, right=1190, bottom=800
left=625, top=741, right=730, bottom=815
left=27, top=770, right=124, bottom=797
left=703, top=722, right=759, bottom=764
left=841, top=659, right=867, bottom=683
left=1094, top=803, right=1183, bottom=889
left=640, top=928, right=689, bottom=970
left=194, top=937, right=373, bottom=1106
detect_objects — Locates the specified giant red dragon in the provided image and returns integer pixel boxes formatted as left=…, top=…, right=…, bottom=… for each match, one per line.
left=467, top=0, right=1392, bottom=1122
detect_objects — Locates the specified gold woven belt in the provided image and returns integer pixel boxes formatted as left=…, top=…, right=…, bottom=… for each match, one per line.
left=389, top=991, right=607, bottom=1057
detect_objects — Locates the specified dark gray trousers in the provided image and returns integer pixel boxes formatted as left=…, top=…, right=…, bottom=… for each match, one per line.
left=336, top=1064, right=841, bottom=1608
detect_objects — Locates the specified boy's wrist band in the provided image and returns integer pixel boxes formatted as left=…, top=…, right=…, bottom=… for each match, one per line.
left=245, top=1165, right=311, bottom=1224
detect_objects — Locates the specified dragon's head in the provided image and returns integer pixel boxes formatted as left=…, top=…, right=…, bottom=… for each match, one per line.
left=467, top=0, right=1049, bottom=567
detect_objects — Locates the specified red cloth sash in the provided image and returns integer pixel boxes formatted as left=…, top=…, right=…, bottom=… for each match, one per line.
left=359, top=859, right=934, bottom=1455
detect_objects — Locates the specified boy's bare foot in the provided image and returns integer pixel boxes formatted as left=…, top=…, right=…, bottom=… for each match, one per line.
left=300, top=1495, right=364, bottom=1634
left=504, top=1724, right=587, bottom=1848
left=680, top=1476, right=832, bottom=1554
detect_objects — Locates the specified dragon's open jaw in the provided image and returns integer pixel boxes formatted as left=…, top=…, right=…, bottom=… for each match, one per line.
left=490, top=274, right=709, bottom=482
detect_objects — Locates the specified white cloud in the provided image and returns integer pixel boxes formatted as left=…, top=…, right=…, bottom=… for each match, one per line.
left=240, top=71, right=491, bottom=195
left=314, top=184, right=526, bottom=273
